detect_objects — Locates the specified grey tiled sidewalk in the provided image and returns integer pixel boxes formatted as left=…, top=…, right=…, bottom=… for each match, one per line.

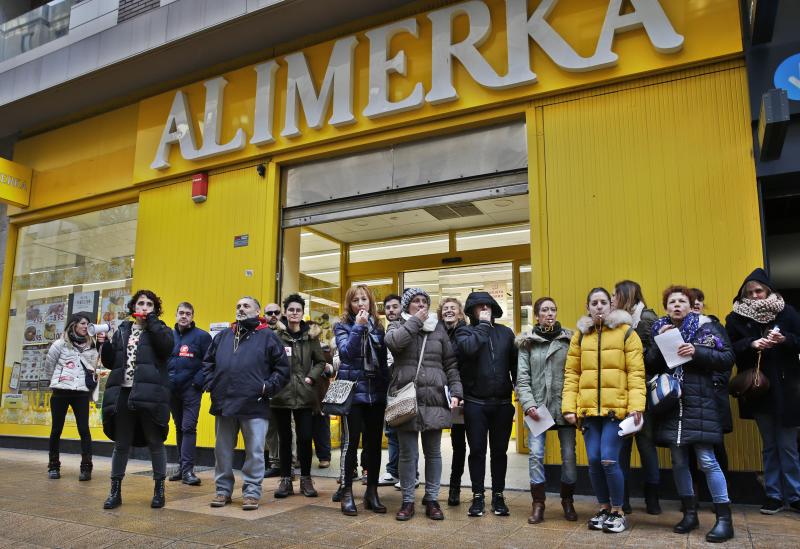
left=0, top=448, right=799, bottom=548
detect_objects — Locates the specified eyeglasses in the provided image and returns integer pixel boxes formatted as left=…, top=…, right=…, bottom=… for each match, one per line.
left=265, top=310, right=281, bottom=316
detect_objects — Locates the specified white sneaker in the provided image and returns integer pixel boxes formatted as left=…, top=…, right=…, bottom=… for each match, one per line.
left=602, top=511, right=627, bottom=533
left=380, top=472, right=399, bottom=486
left=588, top=508, right=610, bottom=530
left=394, top=479, right=420, bottom=490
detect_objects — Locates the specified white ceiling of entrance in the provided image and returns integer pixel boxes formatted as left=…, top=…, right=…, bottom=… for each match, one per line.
left=308, top=195, right=529, bottom=244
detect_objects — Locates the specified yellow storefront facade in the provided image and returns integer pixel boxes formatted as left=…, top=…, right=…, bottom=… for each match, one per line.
left=0, top=0, right=764, bottom=488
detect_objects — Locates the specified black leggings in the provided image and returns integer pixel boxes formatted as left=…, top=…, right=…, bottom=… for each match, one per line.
left=49, top=391, right=92, bottom=455
left=450, top=423, right=467, bottom=486
left=273, top=407, right=313, bottom=477
left=110, top=388, right=167, bottom=480
left=342, top=402, right=385, bottom=488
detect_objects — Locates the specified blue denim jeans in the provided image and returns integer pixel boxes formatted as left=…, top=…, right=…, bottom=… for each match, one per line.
left=528, top=427, right=577, bottom=485
left=620, top=412, right=660, bottom=485
left=583, top=417, right=625, bottom=506
left=754, top=413, right=800, bottom=503
left=385, top=424, right=399, bottom=477
left=670, top=444, right=729, bottom=503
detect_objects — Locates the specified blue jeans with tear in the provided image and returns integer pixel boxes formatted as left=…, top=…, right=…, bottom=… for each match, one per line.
left=583, top=417, right=625, bottom=506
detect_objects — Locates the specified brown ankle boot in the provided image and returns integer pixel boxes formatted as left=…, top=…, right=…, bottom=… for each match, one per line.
left=528, top=483, right=546, bottom=524
left=560, top=482, right=578, bottom=521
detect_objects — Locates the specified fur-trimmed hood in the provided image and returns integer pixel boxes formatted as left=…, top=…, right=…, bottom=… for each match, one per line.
left=515, top=328, right=572, bottom=350
left=575, top=309, right=634, bottom=335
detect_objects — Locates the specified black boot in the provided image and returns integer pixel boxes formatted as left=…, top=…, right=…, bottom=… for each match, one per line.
left=364, top=484, right=386, bottom=513
left=103, top=478, right=122, bottom=509
left=644, top=483, right=661, bottom=515
left=622, top=480, right=632, bottom=514
left=448, top=485, right=460, bottom=506
left=332, top=484, right=343, bottom=502
left=340, top=487, right=357, bottom=516
left=674, top=496, right=699, bottom=534
left=47, top=451, right=60, bottom=480
left=151, top=479, right=165, bottom=508
left=79, top=453, right=92, bottom=482
left=705, top=502, right=734, bottom=543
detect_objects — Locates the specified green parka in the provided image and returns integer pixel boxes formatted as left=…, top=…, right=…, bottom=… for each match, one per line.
left=515, top=328, right=573, bottom=427
left=270, top=321, right=326, bottom=410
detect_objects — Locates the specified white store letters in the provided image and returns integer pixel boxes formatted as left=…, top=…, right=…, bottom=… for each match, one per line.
left=151, top=0, right=683, bottom=170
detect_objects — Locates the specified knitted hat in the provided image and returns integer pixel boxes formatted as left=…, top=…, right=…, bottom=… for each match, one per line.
left=401, top=287, right=430, bottom=313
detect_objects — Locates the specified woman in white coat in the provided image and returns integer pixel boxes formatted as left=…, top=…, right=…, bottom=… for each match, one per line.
left=46, top=312, right=102, bottom=481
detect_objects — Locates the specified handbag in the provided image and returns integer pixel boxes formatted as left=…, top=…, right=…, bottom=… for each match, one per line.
left=79, top=357, right=98, bottom=392
left=728, top=351, right=770, bottom=400
left=385, top=335, right=427, bottom=427
left=648, top=367, right=682, bottom=415
left=321, top=379, right=356, bottom=416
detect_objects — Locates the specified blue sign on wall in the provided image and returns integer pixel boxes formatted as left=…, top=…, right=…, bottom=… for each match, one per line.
left=774, top=52, right=800, bottom=101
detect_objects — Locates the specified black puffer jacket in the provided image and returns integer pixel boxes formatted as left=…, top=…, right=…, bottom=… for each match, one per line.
left=202, top=321, right=290, bottom=419
left=646, top=316, right=735, bottom=447
left=455, top=292, right=517, bottom=403
left=101, top=316, right=174, bottom=445
left=725, top=269, right=800, bottom=427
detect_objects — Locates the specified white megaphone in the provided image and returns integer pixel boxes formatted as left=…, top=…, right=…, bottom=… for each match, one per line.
left=88, top=323, right=111, bottom=336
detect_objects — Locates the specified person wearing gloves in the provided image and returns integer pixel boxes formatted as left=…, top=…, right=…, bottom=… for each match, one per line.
left=455, top=291, right=517, bottom=518
left=203, top=296, right=290, bottom=511
left=271, top=294, right=327, bottom=499
left=334, top=284, right=390, bottom=516
left=100, top=290, right=175, bottom=509
left=46, top=311, right=101, bottom=481
left=515, top=297, right=577, bottom=524
left=167, top=302, right=211, bottom=486
left=726, top=269, right=800, bottom=516
left=561, top=287, right=645, bottom=534
left=438, top=297, right=468, bottom=507
left=647, top=285, right=735, bottom=542
left=385, top=288, right=462, bottom=522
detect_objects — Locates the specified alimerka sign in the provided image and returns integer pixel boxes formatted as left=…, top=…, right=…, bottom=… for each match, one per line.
left=136, top=0, right=742, bottom=178
left=0, top=157, right=32, bottom=208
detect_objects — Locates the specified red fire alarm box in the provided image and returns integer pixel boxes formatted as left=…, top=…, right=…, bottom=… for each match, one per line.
left=192, top=172, right=209, bottom=203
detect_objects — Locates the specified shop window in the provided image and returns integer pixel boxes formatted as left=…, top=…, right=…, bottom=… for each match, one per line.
left=349, top=234, right=449, bottom=263
left=519, top=264, right=533, bottom=333
left=1, top=204, right=137, bottom=427
left=456, top=223, right=530, bottom=251
left=283, top=229, right=341, bottom=344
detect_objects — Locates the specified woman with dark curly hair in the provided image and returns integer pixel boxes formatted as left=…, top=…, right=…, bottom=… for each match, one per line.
left=100, top=290, right=174, bottom=509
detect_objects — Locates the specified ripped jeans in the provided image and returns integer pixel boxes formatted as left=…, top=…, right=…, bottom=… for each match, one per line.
left=583, top=417, right=625, bottom=507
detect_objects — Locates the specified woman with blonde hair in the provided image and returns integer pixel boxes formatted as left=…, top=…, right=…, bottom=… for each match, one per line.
left=334, top=284, right=390, bottom=515
left=438, top=297, right=467, bottom=506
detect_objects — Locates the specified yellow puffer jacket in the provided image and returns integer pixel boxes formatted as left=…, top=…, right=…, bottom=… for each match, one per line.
left=561, top=310, right=646, bottom=419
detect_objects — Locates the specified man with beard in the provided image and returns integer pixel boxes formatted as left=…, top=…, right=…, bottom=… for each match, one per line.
left=203, top=296, right=290, bottom=511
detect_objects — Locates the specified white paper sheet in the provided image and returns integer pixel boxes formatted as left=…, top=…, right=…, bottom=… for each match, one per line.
left=654, top=329, right=692, bottom=369
left=523, top=405, right=556, bottom=438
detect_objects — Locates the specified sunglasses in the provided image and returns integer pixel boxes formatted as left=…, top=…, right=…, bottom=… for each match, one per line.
left=265, top=310, right=281, bottom=316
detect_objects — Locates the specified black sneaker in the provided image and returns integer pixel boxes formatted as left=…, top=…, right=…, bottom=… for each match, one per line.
left=602, top=511, right=627, bottom=533
left=760, top=498, right=783, bottom=515
left=468, top=493, right=485, bottom=517
left=789, top=500, right=800, bottom=514
left=491, top=492, right=510, bottom=516
left=264, top=466, right=280, bottom=479
left=588, top=508, right=610, bottom=530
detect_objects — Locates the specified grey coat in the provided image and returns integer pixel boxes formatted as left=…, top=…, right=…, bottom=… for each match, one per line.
left=385, top=316, right=462, bottom=432
left=515, top=329, right=573, bottom=427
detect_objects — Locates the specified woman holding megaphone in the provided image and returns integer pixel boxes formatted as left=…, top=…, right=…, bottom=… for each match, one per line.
left=45, top=312, right=102, bottom=481
left=100, top=290, right=174, bottom=509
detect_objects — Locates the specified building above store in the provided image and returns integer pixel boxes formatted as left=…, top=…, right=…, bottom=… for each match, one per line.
left=0, top=0, right=412, bottom=140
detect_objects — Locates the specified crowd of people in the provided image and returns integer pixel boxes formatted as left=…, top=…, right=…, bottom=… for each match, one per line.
left=43, top=268, right=800, bottom=543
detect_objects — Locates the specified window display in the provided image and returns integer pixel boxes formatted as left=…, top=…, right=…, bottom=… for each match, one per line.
left=0, top=204, right=138, bottom=428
